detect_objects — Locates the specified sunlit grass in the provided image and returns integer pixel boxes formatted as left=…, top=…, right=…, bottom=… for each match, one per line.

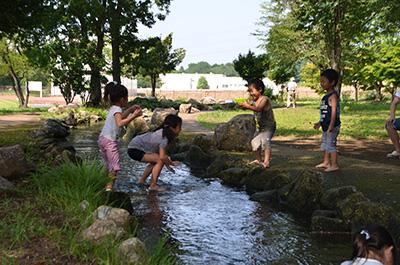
left=197, top=100, right=391, bottom=139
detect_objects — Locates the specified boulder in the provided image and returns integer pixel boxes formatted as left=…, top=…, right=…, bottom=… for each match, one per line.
left=312, top=210, right=338, bottom=218
left=79, top=200, right=89, bottom=211
left=214, top=114, right=256, bottom=151
left=0, top=176, right=14, bottom=190
left=65, top=112, right=77, bottom=127
left=241, top=167, right=291, bottom=194
left=188, top=98, right=209, bottom=111
left=320, top=186, right=357, bottom=210
left=150, top=108, right=178, bottom=128
left=118, top=238, right=146, bottom=264
left=250, top=189, right=278, bottom=203
left=311, top=216, right=348, bottom=233
left=90, top=114, right=102, bottom=124
left=44, top=119, right=70, bottom=138
left=0, top=145, right=30, bottom=179
left=349, top=201, right=399, bottom=234
left=206, top=155, right=229, bottom=177
left=338, top=192, right=369, bottom=221
left=122, top=117, right=150, bottom=142
left=284, top=170, right=324, bottom=215
left=179, top=103, right=192, bottom=114
left=191, top=107, right=200, bottom=113
left=93, top=205, right=131, bottom=229
left=82, top=219, right=126, bottom=244
left=191, top=134, right=215, bottom=153
left=200, top=96, right=217, bottom=105
left=220, top=168, right=247, bottom=187
left=185, top=145, right=214, bottom=170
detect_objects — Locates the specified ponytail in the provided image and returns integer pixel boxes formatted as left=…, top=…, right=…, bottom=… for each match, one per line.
left=351, top=225, right=395, bottom=261
left=159, top=114, right=182, bottom=144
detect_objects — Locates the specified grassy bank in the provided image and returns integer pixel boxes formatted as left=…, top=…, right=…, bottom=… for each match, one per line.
left=0, top=161, right=177, bottom=264
left=0, top=99, right=48, bottom=115
left=198, top=100, right=391, bottom=139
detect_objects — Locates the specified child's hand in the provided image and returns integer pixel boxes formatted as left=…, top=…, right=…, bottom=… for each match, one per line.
left=132, top=108, right=142, bottom=118
left=328, top=124, right=334, bottom=132
left=313, top=122, right=321, bottom=130
left=239, top=102, right=249, bottom=109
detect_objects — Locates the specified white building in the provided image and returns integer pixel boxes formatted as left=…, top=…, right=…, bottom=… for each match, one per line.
left=159, top=73, right=247, bottom=90
left=51, top=74, right=137, bottom=97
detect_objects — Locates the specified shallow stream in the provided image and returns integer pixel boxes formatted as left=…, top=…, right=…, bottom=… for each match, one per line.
left=70, top=125, right=349, bottom=265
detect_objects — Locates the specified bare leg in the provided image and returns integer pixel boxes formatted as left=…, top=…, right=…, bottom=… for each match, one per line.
left=386, top=125, right=400, bottom=152
left=263, top=148, right=271, bottom=168
left=138, top=163, right=155, bottom=184
left=255, top=148, right=261, bottom=162
left=149, top=160, right=165, bottom=189
left=330, top=152, right=339, bottom=168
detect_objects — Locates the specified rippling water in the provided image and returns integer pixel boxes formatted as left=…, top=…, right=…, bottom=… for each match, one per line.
left=70, top=125, right=350, bottom=265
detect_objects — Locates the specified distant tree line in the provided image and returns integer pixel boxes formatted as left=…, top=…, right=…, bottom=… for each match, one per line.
left=177, top=61, right=239, bottom=77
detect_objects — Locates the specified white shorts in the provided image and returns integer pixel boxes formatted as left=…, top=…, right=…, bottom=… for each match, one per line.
left=251, top=126, right=276, bottom=151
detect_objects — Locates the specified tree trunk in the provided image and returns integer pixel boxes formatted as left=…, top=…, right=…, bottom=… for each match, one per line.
left=110, top=5, right=122, bottom=83
left=8, top=63, right=25, bottom=107
left=151, top=74, right=157, bottom=97
left=24, top=81, right=29, bottom=108
left=354, top=83, right=359, bottom=102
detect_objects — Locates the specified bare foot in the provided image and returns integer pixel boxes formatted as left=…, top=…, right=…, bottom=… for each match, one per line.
left=315, top=163, right=329, bottom=169
left=148, top=185, right=167, bottom=192
left=248, top=160, right=261, bottom=165
left=260, top=162, right=270, bottom=168
left=105, top=182, right=113, bottom=192
left=137, top=178, right=145, bottom=185
left=324, top=166, right=339, bottom=172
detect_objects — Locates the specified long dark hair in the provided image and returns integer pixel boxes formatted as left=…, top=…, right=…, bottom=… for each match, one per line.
left=103, top=82, right=128, bottom=105
left=351, top=225, right=395, bottom=261
left=159, top=114, right=182, bottom=143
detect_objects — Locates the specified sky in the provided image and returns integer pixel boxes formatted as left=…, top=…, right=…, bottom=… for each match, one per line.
left=138, top=0, right=266, bottom=68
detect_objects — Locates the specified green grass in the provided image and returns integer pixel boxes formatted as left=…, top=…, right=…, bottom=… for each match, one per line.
left=197, top=100, right=391, bottom=139
left=0, top=161, right=177, bottom=264
left=0, top=99, right=48, bottom=115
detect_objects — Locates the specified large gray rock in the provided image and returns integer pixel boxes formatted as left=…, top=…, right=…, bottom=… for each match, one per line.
left=220, top=168, right=247, bottom=187
left=206, top=155, right=229, bottom=177
left=185, top=145, right=214, bottom=170
left=118, top=237, right=146, bottom=264
left=0, top=176, right=14, bottom=190
left=200, top=96, right=217, bottom=105
left=283, top=170, right=324, bottom=215
left=191, top=134, right=215, bottom=153
left=250, top=189, right=278, bottom=203
left=320, top=186, right=357, bottom=210
left=93, top=205, right=131, bottom=229
left=82, top=219, right=126, bottom=244
left=337, top=192, right=369, bottom=221
left=150, top=108, right=178, bottom=128
left=44, top=119, right=70, bottom=138
left=0, top=145, right=30, bottom=179
left=311, top=215, right=348, bottom=233
left=241, top=167, right=291, bottom=194
left=64, top=112, right=77, bottom=127
left=214, top=114, right=256, bottom=151
left=122, top=117, right=150, bottom=142
left=179, top=103, right=192, bottom=114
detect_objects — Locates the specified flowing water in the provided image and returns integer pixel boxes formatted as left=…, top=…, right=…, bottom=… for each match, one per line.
left=70, top=125, right=350, bottom=265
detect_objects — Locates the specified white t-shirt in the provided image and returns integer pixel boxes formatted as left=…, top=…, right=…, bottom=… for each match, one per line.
left=341, top=258, right=383, bottom=265
left=100, top=105, right=122, bottom=141
left=288, top=81, right=297, bottom=92
left=395, top=90, right=400, bottom=98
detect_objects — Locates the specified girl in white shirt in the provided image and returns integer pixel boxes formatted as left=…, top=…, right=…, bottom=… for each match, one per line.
left=341, top=225, right=395, bottom=265
left=98, top=82, right=141, bottom=191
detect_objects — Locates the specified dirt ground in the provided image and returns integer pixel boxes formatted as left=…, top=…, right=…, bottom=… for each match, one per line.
left=0, top=113, right=42, bottom=130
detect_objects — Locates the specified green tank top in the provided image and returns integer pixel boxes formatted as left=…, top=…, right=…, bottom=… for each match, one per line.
left=255, top=96, right=276, bottom=131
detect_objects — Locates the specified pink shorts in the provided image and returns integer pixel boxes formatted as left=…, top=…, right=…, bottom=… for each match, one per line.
left=98, top=135, right=121, bottom=172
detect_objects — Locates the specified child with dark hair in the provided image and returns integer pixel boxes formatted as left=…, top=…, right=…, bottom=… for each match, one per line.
left=127, top=114, right=182, bottom=191
left=313, top=68, right=341, bottom=172
left=240, top=78, right=276, bottom=168
left=341, top=225, right=396, bottom=265
left=98, top=82, right=142, bottom=191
